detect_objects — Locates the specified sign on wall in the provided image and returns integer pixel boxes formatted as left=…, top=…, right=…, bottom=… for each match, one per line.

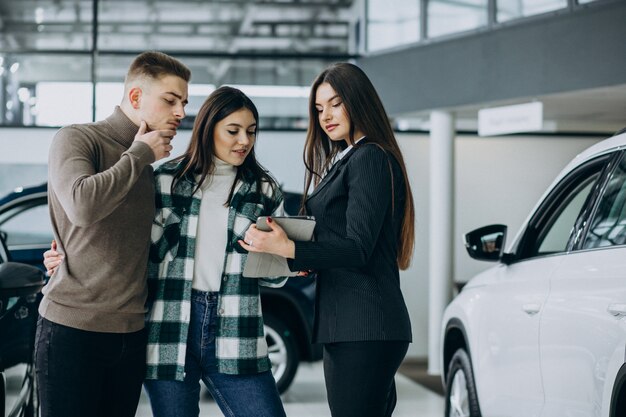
left=478, top=101, right=543, bottom=136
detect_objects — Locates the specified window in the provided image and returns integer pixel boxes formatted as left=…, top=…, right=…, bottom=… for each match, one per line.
left=366, top=0, right=420, bottom=52
left=583, top=152, right=626, bottom=249
left=0, top=231, right=8, bottom=264
left=537, top=177, right=596, bottom=254
left=0, top=1, right=351, bottom=128
left=0, top=53, right=92, bottom=126
left=0, top=1, right=93, bottom=52
left=0, top=200, right=52, bottom=249
left=516, top=155, right=609, bottom=260
left=498, top=0, right=567, bottom=22
left=428, top=0, right=487, bottom=39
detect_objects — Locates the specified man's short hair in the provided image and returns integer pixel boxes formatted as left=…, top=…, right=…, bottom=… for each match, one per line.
left=126, top=51, right=191, bottom=85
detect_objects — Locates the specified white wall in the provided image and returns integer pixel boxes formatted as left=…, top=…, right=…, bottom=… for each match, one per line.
left=394, top=133, right=603, bottom=358
left=0, top=127, right=606, bottom=358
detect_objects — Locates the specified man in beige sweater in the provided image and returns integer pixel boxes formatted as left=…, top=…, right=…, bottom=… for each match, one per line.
left=36, top=51, right=190, bottom=417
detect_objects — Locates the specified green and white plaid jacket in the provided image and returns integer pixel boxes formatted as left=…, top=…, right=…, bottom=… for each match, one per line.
left=145, top=160, right=287, bottom=381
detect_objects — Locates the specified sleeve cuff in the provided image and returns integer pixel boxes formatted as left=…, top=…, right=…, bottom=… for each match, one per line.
left=125, top=141, right=156, bottom=165
left=288, top=241, right=308, bottom=271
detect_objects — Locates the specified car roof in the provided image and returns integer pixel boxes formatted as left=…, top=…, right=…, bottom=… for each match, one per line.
left=0, top=182, right=48, bottom=207
left=507, top=131, right=626, bottom=252
left=559, top=131, right=626, bottom=179
left=542, top=131, right=626, bottom=199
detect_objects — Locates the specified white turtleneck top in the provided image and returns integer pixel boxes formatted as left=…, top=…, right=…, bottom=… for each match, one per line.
left=193, top=158, right=237, bottom=291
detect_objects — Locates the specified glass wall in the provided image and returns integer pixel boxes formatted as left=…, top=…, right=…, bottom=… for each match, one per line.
left=96, top=1, right=353, bottom=55
left=3, top=0, right=609, bottom=126
left=0, top=53, right=93, bottom=126
left=366, top=0, right=420, bottom=52
left=498, top=0, right=567, bottom=22
left=0, top=0, right=94, bottom=126
left=95, top=55, right=324, bottom=129
left=428, top=0, right=488, bottom=38
left=0, top=0, right=356, bottom=128
left=0, top=1, right=93, bottom=52
left=364, top=0, right=604, bottom=53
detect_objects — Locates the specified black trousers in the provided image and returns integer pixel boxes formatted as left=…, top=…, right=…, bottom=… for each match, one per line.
left=323, top=340, right=409, bottom=417
left=35, top=316, right=147, bottom=417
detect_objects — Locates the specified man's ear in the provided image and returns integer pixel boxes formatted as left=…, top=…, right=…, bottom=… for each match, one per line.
left=128, top=87, right=142, bottom=109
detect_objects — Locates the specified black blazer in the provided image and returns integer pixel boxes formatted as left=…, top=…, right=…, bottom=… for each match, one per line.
left=290, top=141, right=412, bottom=344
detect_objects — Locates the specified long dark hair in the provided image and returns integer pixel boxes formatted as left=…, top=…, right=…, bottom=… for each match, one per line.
left=303, top=62, right=415, bottom=269
left=171, top=86, right=275, bottom=203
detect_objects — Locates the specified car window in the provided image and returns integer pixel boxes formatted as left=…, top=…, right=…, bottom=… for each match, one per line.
left=582, top=152, right=626, bottom=249
left=537, top=178, right=597, bottom=254
left=0, top=202, right=53, bottom=248
left=0, top=233, right=8, bottom=263
left=516, top=154, right=610, bottom=260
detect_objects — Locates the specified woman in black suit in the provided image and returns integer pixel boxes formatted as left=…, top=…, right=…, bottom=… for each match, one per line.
left=240, top=62, right=415, bottom=417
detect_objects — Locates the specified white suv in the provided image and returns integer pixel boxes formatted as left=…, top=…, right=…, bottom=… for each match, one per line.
left=441, top=132, right=626, bottom=417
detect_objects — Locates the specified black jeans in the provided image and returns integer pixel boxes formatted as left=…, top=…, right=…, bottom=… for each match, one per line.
left=323, top=340, right=409, bottom=417
left=35, top=316, right=147, bottom=417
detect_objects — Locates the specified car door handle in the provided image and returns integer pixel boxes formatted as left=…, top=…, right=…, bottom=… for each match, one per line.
left=522, top=303, right=541, bottom=315
left=607, top=304, right=626, bottom=317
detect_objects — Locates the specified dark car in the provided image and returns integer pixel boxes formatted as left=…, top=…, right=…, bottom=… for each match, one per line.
left=0, top=227, right=45, bottom=417
left=0, top=183, right=321, bottom=394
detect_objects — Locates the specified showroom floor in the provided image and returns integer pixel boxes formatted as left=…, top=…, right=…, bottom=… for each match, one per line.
left=5, top=362, right=445, bottom=416
left=133, top=362, right=445, bottom=417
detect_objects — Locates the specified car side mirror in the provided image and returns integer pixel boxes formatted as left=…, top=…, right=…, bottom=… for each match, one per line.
left=0, top=262, right=45, bottom=299
left=464, top=224, right=508, bottom=262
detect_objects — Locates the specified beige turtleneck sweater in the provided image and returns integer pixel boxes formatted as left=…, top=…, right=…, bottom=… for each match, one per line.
left=193, top=158, right=237, bottom=292
left=41, top=106, right=156, bottom=333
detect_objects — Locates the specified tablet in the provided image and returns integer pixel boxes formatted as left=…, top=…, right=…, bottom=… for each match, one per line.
left=256, top=216, right=315, bottom=234
left=242, top=216, right=316, bottom=278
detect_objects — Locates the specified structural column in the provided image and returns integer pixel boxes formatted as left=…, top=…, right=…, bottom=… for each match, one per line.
left=427, top=110, right=455, bottom=375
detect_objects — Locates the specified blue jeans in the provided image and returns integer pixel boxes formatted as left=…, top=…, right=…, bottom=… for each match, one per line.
left=144, top=290, right=286, bottom=417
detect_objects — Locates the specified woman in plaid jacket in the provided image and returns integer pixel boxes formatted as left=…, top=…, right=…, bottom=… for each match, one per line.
left=143, top=86, right=287, bottom=417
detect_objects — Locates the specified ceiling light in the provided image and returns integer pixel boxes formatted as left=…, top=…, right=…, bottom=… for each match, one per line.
left=18, top=88, right=31, bottom=102
left=35, top=7, right=44, bottom=24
